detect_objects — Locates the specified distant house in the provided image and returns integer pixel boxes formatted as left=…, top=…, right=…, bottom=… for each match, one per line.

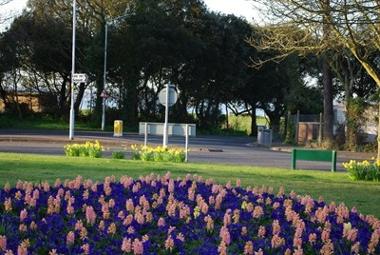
left=0, top=92, right=56, bottom=113
left=333, top=102, right=378, bottom=142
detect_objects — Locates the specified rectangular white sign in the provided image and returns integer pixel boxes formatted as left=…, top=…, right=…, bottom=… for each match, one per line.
left=72, top=73, right=88, bottom=83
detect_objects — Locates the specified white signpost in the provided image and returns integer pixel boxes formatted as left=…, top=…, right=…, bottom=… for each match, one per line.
left=158, top=84, right=178, bottom=147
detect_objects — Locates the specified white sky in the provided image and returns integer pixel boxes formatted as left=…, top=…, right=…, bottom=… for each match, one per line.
left=2, top=0, right=257, bottom=20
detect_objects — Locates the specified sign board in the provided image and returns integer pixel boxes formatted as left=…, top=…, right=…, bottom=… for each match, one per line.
left=72, top=73, right=88, bottom=83
left=100, top=90, right=110, bottom=98
left=158, top=85, right=178, bottom=107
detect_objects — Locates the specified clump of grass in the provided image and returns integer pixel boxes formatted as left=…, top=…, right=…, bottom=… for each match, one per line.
left=112, top=151, right=125, bottom=159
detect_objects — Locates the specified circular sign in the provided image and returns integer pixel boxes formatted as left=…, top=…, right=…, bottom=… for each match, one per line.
left=158, top=85, right=178, bottom=107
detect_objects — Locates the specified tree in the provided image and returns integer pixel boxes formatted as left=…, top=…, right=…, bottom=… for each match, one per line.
left=251, top=0, right=380, bottom=156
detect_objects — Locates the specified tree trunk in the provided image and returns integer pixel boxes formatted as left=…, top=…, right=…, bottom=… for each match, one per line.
left=225, top=103, right=229, bottom=129
left=94, top=76, right=104, bottom=124
left=378, top=102, right=380, bottom=160
left=122, top=71, right=139, bottom=128
left=250, top=106, right=257, bottom=137
left=58, top=78, right=67, bottom=118
left=322, top=58, right=334, bottom=146
left=74, top=83, right=86, bottom=117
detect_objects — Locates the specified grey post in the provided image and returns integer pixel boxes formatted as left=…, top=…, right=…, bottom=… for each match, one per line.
left=185, top=124, right=189, bottom=162
left=69, top=0, right=76, bottom=140
left=101, top=22, right=108, bottom=131
left=295, top=110, right=300, bottom=144
left=319, top=112, right=323, bottom=144
left=144, top=122, right=148, bottom=147
left=163, top=83, right=170, bottom=147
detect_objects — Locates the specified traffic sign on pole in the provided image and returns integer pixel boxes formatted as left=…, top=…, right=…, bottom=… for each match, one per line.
left=158, top=85, right=178, bottom=107
left=72, top=73, right=88, bottom=84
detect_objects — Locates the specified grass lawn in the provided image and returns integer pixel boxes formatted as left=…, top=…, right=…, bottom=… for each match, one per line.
left=0, top=152, right=379, bottom=217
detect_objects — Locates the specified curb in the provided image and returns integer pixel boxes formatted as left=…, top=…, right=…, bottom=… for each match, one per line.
left=0, top=136, right=133, bottom=147
left=0, top=136, right=207, bottom=152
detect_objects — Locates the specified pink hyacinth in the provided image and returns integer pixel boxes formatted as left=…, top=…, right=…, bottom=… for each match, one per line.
left=17, top=245, right=27, bottom=255
left=252, top=206, right=264, bottom=219
left=271, top=235, right=285, bottom=249
left=241, top=226, right=248, bottom=236
left=258, top=226, right=266, bottom=238
left=66, top=202, right=74, bottom=215
left=368, top=230, right=380, bottom=254
left=272, top=220, right=281, bottom=235
left=293, top=247, right=304, bottom=255
left=244, top=241, right=254, bottom=255
left=205, top=215, right=214, bottom=231
left=308, top=233, right=317, bottom=245
left=123, top=215, right=133, bottom=226
left=320, top=240, right=334, bottom=255
left=254, top=249, right=264, bottom=255
left=19, top=209, right=28, bottom=222
left=219, top=226, right=231, bottom=245
left=164, top=236, right=175, bottom=251
left=48, top=249, right=58, bottom=255
left=168, top=179, right=175, bottom=193
left=85, top=206, right=96, bottom=225
left=0, top=236, right=7, bottom=251
left=126, top=199, right=134, bottom=212
left=81, top=243, right=90, bottom=255
left=351, top=242, right=360, bottom=254
left=66, top=231, right=75, bottom=245
left=217, top=241, right=227, bottom=255
left=121, top=238, right=132, bottom=252
left=132, top=239, right=144, bottom=255
left=176, top=233, right=185, bottom=242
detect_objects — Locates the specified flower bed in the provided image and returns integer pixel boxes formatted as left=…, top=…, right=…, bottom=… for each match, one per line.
left=0, top=174, right=379, bottom=254
left=64, top=141, right=103, bottom=158
left=131, top=145, right=186, bottom=163
left=343, top=159, right=380, bottom=181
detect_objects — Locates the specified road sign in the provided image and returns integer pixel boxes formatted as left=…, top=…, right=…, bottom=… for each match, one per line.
left=72, top=73, right=88, bottom=83
left=100, top=90, right=110, bottom=98
left=158, top=85, right=178, bottom=107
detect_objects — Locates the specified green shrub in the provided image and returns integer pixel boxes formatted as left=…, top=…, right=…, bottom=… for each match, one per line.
left=112, top=151, right=125, bottom=159
left=64, top=141, right=103, bottom=158
left=343, top=159, right=380, bottom=181
left=131, top=145, right=186, bottom=163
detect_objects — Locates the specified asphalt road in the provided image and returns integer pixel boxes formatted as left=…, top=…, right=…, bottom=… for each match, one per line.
left=0, top=129, right=374, bottom=171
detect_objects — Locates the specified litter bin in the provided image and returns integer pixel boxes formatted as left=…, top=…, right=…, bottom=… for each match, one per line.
left=257, top=128, right=272, bottom=147
left=114, top=120, right=123, bottom=137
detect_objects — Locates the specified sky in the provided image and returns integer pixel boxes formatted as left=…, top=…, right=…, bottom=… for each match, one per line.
left=2, top=0, right=257, bottom=21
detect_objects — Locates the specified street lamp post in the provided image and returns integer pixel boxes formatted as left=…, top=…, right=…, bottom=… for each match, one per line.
left=101, top=22, right=108, bottom=131
left=69, top=0, right=76, bottom=140
left=102, top=14, right=129, bottom=131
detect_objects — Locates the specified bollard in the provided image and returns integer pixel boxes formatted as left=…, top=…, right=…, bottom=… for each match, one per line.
left=114, top=120, right=123, bottom=137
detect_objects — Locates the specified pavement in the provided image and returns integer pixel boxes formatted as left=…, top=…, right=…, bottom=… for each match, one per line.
left=0, top=129, right=376, bottom=171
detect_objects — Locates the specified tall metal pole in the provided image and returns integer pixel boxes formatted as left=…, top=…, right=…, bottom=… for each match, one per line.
left=144, top=122, right=148, bottom=147
left=69, top=0, right=76, bottom=140
left=185, top=124, right=189, bottom=162
left=101, top=23, right=108, bottom=131
left=163, top=83, right=170, bottom=147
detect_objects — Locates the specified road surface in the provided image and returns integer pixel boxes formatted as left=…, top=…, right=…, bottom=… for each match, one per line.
left=0, top=129, right=374, bottom=171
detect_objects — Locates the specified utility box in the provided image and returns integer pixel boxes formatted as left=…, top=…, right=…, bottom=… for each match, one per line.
left=258, top=128, right=272, bottom=147
left=114, top=120, right=123, bottom=137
